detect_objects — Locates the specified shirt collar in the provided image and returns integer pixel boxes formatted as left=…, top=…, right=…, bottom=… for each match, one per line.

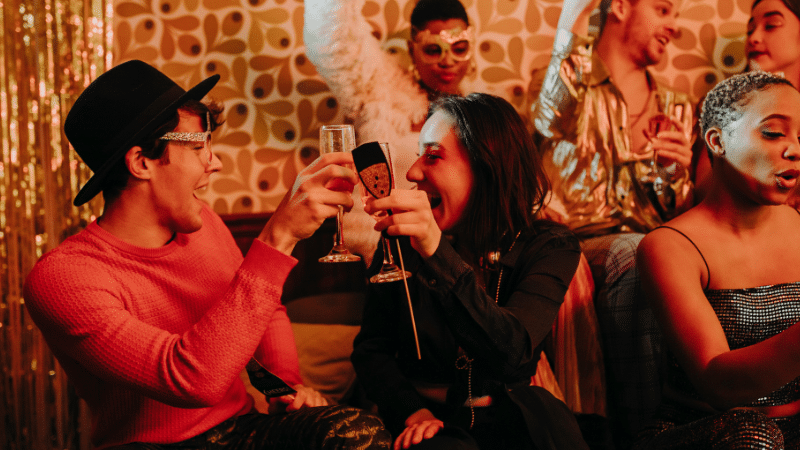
left=588, top=44, right=657, bottom=91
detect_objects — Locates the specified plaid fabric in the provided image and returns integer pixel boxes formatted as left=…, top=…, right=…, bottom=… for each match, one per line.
left=582, top=233, right=662, bottom=450
left=105, top=406, right=391, bottom=450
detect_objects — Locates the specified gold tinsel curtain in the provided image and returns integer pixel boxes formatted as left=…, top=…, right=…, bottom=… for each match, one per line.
left=1, top=0, right=112, bottom=449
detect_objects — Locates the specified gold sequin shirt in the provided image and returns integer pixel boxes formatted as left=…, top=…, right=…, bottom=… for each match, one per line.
left=528, top=29, right=694, bottom=237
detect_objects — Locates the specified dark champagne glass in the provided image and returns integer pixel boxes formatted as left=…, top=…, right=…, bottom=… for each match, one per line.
left=368, top=143, right=411, bottom=283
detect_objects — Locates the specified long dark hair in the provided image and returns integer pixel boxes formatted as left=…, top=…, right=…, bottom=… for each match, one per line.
left=428, top=93, right=549, bottom=259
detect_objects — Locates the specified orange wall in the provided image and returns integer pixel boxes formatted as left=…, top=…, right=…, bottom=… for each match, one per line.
left=114, top=0, right=750, bottom=215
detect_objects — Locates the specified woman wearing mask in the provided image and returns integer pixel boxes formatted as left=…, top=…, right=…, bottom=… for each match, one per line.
left=304, top=0, right=474, bottom=263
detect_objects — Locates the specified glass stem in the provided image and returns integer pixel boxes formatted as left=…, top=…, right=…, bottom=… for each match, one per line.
left=334, top=205, right=345, bottom=248
left=381, top=236, right=395, bottom=267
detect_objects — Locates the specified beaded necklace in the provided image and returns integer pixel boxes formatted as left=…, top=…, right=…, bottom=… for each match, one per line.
left=456, top=229, right=522, bottom=429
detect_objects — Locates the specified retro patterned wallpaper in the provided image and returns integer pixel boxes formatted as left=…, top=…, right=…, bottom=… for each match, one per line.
left=113, top=0, right=751, bottom=215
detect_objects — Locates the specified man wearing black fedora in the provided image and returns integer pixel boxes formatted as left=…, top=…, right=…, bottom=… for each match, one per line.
left=22, top=60, right=390, bottom=449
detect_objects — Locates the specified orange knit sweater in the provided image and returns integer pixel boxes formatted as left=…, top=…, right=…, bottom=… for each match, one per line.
left=23, top=205, right=300, bottom=448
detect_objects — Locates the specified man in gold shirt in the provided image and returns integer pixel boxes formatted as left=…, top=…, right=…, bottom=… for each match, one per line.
left=529, top=0, right=694, bottom=447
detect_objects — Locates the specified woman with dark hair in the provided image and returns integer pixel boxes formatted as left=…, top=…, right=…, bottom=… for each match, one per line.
left=351, top=93, right=589, bottom=450
left=747, top=0, right=800, bottom=89
left=695, top=0, right=800, bottom=204
left=746, top=0, right=800, bottom=211
left=304, top=0, right=475, bottom=263
left=635, top=71, right=800, bottom=448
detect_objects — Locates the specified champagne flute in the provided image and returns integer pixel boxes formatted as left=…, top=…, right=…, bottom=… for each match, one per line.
left=318, top=124, right=361, bottom=263
left=367, top=143, right=411, bottom=283
left=351, top=141, right=420, bottom=358
left=642, top=92, right=678, bottom=194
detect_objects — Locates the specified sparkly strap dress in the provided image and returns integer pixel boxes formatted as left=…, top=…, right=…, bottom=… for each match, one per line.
left=635, top=227, right=800, bottom=449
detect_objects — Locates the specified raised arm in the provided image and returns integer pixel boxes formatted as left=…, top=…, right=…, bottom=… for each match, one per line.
left=528, top=0, right=600, bottom=139
left=638, top=228, right=800, bottom=410
left=304, top=0, right=415, bottom=117
left=559, top=0, right=602, bottom=34
left=23, top=235, right=297, bottom=409
left=24, top=154, right=357, bottom=408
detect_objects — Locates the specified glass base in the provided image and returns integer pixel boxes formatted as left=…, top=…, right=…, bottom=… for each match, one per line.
left=370, top=265, right=412, bottom=283
left=319, top=246, right=361, bottom=263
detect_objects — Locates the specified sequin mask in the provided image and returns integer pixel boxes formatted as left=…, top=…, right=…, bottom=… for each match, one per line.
left=160, top=112, right=213, bottom=165
left=412, top=26, right=474, bottom=64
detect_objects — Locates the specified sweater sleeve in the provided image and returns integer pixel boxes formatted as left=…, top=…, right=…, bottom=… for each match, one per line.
left=23, top=231, right=298, bottom=409
left=252, top=249, right=303, bottom=386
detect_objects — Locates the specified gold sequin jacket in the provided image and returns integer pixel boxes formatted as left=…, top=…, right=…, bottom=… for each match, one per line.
left=529, top=29, right=694, bottom=237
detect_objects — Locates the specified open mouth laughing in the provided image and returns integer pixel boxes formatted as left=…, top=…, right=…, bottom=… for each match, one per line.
left=428, top=192, right=442, bottom=209
left=777, top=169, right=800, bottom=189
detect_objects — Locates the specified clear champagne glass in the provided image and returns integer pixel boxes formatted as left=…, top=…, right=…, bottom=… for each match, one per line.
left=318, top=124, right=361, bottom=263
left=642, top=92, right=680, bottom=194
left=367, top=143, right=411, bottom=283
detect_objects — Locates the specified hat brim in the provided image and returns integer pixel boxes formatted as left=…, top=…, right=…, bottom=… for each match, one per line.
left=73, top=73, right=221, bottom=206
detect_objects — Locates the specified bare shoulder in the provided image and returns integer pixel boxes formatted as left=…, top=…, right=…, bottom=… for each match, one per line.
left=638, top=211, right=712, bottom=288
left=639, top=212, right=707, bottom=261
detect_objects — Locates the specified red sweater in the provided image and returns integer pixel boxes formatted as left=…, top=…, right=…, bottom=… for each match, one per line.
left=23, top=205, right=300, bottom=448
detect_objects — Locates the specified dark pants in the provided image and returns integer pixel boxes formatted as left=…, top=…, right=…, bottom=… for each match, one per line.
left=583, top=233, right=661, bottom=450
left=107, top=405, right=391, bottom=450
left=402, top=399, right=533, bottom=450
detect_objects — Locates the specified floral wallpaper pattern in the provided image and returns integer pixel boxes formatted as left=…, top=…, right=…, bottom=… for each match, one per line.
left=113, top=0, right=751, bottom=215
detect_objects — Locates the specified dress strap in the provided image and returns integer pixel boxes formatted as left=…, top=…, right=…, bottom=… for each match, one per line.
left=655, top=226, right=711, bottom=291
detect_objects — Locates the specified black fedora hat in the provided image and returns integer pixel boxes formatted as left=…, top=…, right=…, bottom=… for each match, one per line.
left=65, top=60, right=220, bottom=206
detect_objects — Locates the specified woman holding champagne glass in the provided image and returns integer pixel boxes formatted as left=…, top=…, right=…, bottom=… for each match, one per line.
left=635, top=71, right=800, bottom=448
left=304, top=0, right=475, bottom=264
left=351, top=93, right=589, bottom=450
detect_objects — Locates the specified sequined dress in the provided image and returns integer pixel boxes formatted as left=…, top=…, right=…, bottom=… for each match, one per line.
left=636, top=282, right=800, bottom=449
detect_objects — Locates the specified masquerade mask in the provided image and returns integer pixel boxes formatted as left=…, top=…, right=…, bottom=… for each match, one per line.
left=160, top=112, right=213, bottom=165
left=412, top=26, right=474, bottom=64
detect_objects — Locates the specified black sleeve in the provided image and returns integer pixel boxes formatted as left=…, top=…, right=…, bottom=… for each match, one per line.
left=351, top=240, right=427, bottom=429
left=351, top=226, right=581, bottom=426
left=419, top=225, right=581, bottom=381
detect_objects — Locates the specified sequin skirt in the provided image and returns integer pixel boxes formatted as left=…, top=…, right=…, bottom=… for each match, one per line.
left=634, top=403, right=800, bottom=450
